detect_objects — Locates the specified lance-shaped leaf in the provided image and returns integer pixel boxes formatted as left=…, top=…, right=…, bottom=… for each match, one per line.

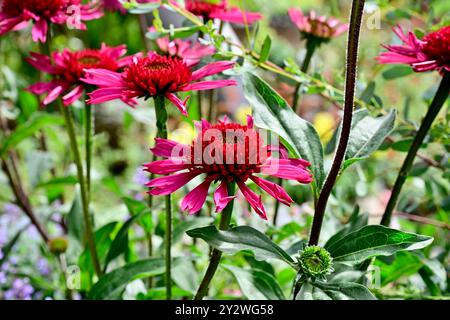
left=243, top=72, right=325, bottom=189
left=223, top=265, right=286, bottom=300
left=325, top=225, right=433, bottom=264
left=295, top=281, right=376, bottom=300
left=186, top=226, right=296, bottom=268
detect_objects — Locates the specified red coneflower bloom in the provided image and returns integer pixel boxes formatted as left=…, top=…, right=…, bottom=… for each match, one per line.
left=0, top=0, right=102, bottom=42
left=288, top=8, right=348, bottom=43
left=143, top=116, right=312, bottom=219
left=81, top=52, right=236, bottom=115
left=26, top=44, right=137, bottom=106
left=151, top=27, right=215, bottom=67
left=185, top=0, right=262, bottom=25
left=377, top=25, right=450, bottom=74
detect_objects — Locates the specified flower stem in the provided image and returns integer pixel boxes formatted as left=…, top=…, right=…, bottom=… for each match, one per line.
left=154, top=95, right=172, bottom=299
left=293, top=40, right=317, bottom=113
left=308, top=0, right=366, bottom=246
left=194, top=182, right=236, bottom=300
left=380, top=72, right=450, bottom=226
left=85, top=103, right=93, bottom=196
left=58, top=100, right=102, bottom=277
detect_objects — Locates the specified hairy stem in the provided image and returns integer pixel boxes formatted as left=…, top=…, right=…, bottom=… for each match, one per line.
left=194, top=183, right=236, bottom=300
left=59, top=100, right=102, bottom=277
left=380, top=72, right=450, bottom=226
left=308, top=0, right=366, bottom=246
left=154, top=95, right=173, bottom=299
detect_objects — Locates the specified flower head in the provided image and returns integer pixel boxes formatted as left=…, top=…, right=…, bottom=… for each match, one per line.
left=297, top=245, right=333, bottom=280
left=82, top=52, right=236, bottom=115
left=143, top=116, right=312, bottom=219
left=185, top=0, right=262, bottom=25
left=26, top=44, right=136, bottom=106
left=377, top=25, right=450, bottom=74
left=151, top=27, right=215, bottom=67
left=0, top=0, right=103, bottom=42
left=288, top=8, right=348, bottom=44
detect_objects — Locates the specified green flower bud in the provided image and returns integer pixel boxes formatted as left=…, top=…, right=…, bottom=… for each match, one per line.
left=49, top=237, right=69, bottom=255
left=297, top=245, right=333, bottom=280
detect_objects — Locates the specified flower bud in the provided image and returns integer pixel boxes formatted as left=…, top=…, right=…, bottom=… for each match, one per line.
left=297, top=245, right=333, bottom=280
left=49, top=237, right=69, bottom=255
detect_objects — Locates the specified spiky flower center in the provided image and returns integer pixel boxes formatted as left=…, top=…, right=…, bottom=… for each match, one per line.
left=297, top=246, right=333, bottom=279
left=185, top=0, right=225, bottom=17
left=2, top=0, right=64, bottom=18
left=422, top=26, right=450, bottom=65
left=188, top=122, right=268, bottom=183
left=123, top=55, right=192, bottom=96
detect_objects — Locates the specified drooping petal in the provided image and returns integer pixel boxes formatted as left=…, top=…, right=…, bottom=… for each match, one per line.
left=147, top=171, right=200, bottom=196
left=181, top=79, right=237, bottom=92
left=43, top=85, right=64, bottom=105
left=260, top=158, right=313, bottom=183
left=181, top=180, right=212, bottom=214
left=150, top=137, right=189, bottom=158
left=27, top=81, right=58, bottom=95
left=81, top=68, right=124, bottom=86
left=250, top=176, right=293, bottom=206
left=210, top=8, right=262, bottom=25
left=31, top=18, right=47, bottom=42
left=62, top=85, right=84, bottom=106
left=237, top=181, right=267, bottom=220
left=143, top=159, right=190, bottom=174
left=165, top=93, right=189, bottom=116
left=191, top=61, right=235, bottom=81
left=214, top=180, right=236, bottom=213
left=25, top=52, right=56, bottom=74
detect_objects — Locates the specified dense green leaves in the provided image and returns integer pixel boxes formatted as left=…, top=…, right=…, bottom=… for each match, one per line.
left=186, top=225, right=296, bottom=268
left=296, top=281, right=376, bottom=300
left=223, top=265, right=286, bottom=300
left=89, top=258, right=181, bottom=300
left=325, top=225, right=433, bottom=264
left=243, top=72, right=325, bottom=189
left=0, top=113, right=63, bottom=157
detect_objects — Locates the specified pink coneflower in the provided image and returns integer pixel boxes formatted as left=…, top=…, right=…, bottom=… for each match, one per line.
left=185, top=0, right=262, bottom=25
left=377, top=25, right=450, bottom=74
left=288, top=8, right=348, bottom=43
left=26, top=44, right=136, bottom=106
left=143, top=116, right=312, bottom=219
left=151, top=27, right=215, bottom=67
left=81, top=52, right=236, bottom=115
left=0, top=0, right=103, bottom=42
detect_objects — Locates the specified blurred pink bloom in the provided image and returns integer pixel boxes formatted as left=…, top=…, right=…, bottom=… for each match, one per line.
left=288, top=8, right=348, bottom=42
left=185, top=0, right=262, bottom=25
left=150, top=27, right=215, bottom=66
left=377, top=25, right=450, bottom=74
left=26, top=44, right=136, bottom=106
left=0, top=0, right=103, bottom=42
left=143, top=116, right=312, bottom=219
left=82, top=52, right=236, bottom=115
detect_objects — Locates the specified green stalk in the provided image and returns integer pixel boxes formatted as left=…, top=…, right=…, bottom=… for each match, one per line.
left=154, top=95, right=172, bottom=299
left=293, top=40, right=317, bottom=113
left=380, top=72, right=450, bottom=226
left=194, top=183, right=236, bottom=300
left=85, top=103, right=93, bottom=196
left=58, top=100, right=102, bottom=277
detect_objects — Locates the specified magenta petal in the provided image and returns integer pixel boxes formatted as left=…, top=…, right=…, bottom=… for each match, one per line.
left=210, top=8, right=262, bottom=25
left=214, top=181, right=237, bottom=213
left=81, top=69, right=124, bottom=86
left=181, top=79, right=237, bottom=92
left=260, top=158, right=313, bottom=183
left=237, top=181, right=267, bottom=220
left=250, top=176, right=292, bottom=206
left=43, top=86, right=64, bottom=105
left=32, top=18, right=47, bottom=43
left=165, top=93, right=188, bottom=116
left=62, top=85, right=84, bottom=106
left=25, top=52, right=56, bottom=74
left=181, top=180, right=212, bottom=214
left=147, top=171, right=200, bottom=196
left=143, top=159, right=189, bottom=174
left=27, top=81, right=57, bottom=95
left=150, top=137, right=189, bottom=158
left=191, top=61, right=235, bottom=81
left=246, top=115, right=254, bottom=129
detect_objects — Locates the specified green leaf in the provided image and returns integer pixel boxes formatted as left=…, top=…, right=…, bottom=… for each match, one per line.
left=67, top=190, right=84, bottom=243
left=382, top=65, right=414, bottom=80
left=296, top=281, right=376, bottom=300
left=127, top=2, right=160, bottom=14
left=243, top=72, right=324, bottom=189
left=325, top=207, right=368, bottom=249
left=222, top=265, right=286, bottom=300
left=146, top=26, right=201, bottom=40
left=325, top=225, right=433, bottom=264
left=345, top=109, right=396, bottom=161
left=375, top=252, right=423, bottom=286
left=186, top=225, right=296, bottom=268
left=0, top=227, right=24, bottom=265
left=36, top=176, right=77, bottom=188
left=0, top=113, right=63, bottom=157
left=259, top=35, right=272, bottom=63
left=89, top=258, right=181, bottom=300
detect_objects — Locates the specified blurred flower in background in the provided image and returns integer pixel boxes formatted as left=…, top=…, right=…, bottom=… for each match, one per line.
left=3, top=278, right=34, bottom=300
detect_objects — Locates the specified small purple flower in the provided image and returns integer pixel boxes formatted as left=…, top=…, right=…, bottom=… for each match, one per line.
left=37, top=258, right=51, bottom=276
left=3, top=278, right=34, bottom=300
left=133, top=167, right=149, bottom=186
left=0, top=271, right=7, bottom=284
